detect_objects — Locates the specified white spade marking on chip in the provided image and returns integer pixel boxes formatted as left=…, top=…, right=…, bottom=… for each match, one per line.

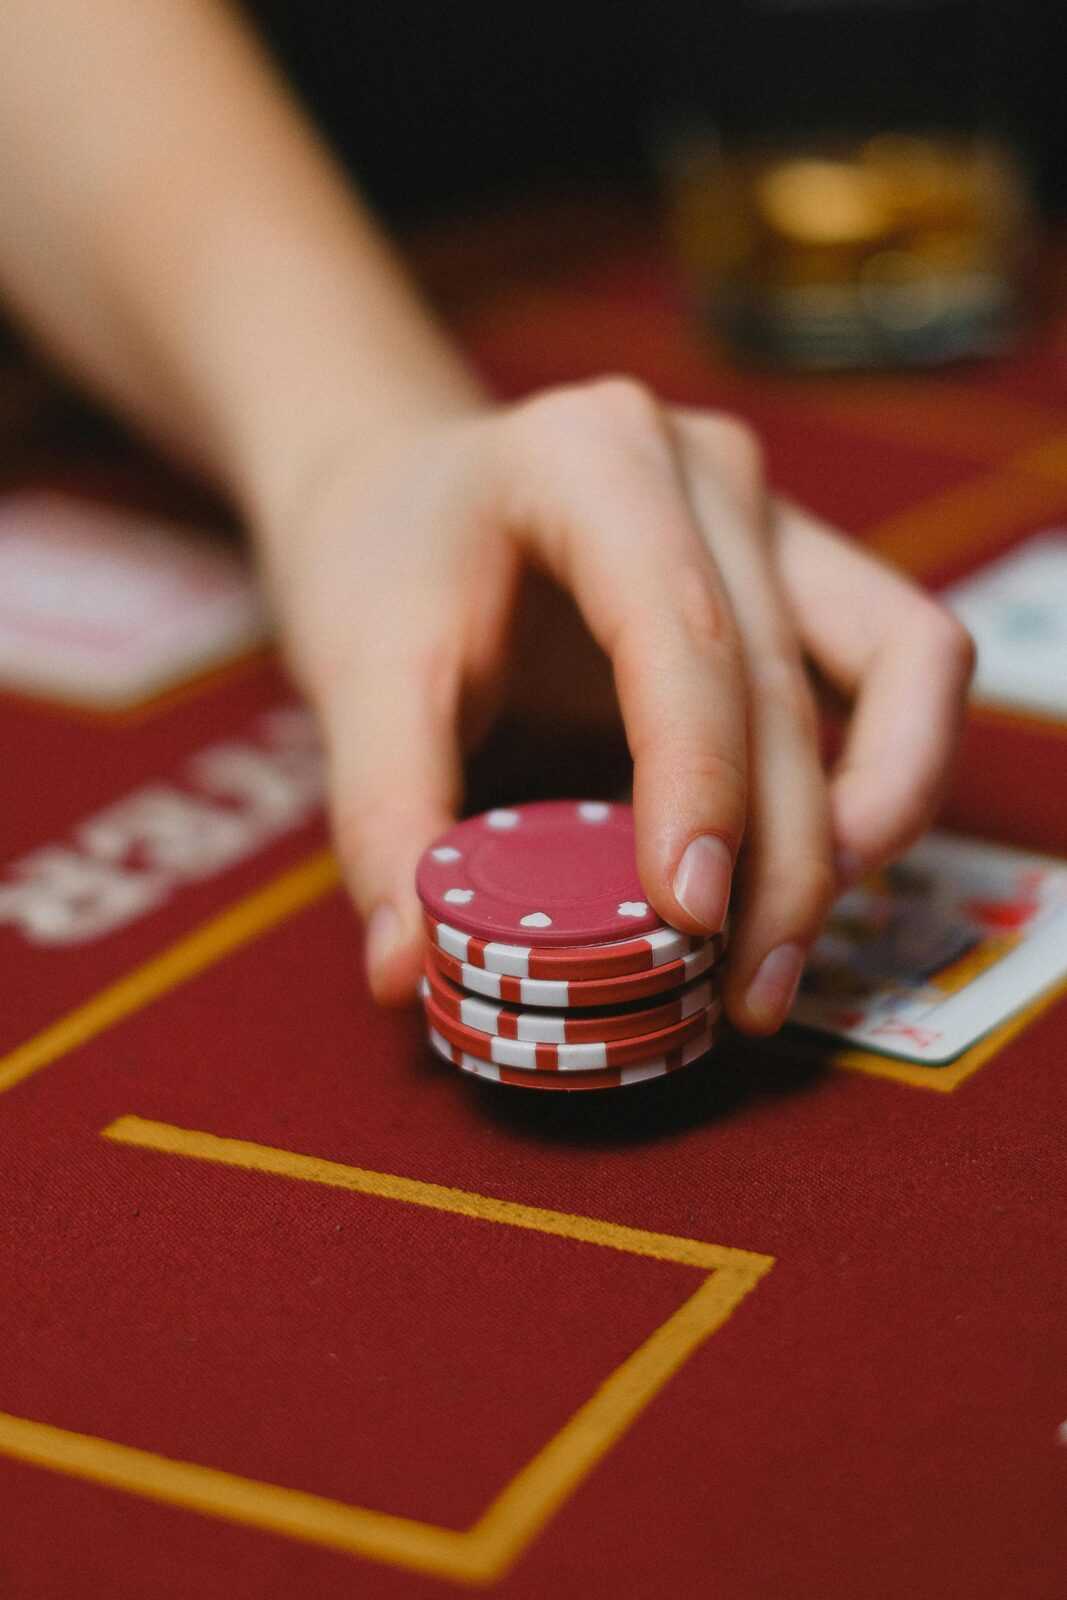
left=444, top=888, right=475, bottom=904
left=578, top=801, right=610, bottom=822
left=520, top=912, right=552, bottom=928
left=487, top=809, right=519, bottom=829
left=431, top=846, right=461, bottom=862
left=618, top=901, right=648, bottom=919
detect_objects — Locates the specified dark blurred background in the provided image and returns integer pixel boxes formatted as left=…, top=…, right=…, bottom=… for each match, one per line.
left=249, top=1, right=1063, bottom=224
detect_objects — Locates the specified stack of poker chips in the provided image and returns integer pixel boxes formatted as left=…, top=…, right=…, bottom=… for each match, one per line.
left=415, top=800, right=725, bottom=1092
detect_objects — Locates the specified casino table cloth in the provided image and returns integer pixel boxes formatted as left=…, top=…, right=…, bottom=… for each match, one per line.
left=2, top=204, right=1067, bottom=1599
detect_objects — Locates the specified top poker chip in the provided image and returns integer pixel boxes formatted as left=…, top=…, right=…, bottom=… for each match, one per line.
left=416, top=800, right=666, bottom=947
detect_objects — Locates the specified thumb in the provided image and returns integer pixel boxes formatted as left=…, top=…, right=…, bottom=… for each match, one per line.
left=316, top=643, right=463, bottom=1004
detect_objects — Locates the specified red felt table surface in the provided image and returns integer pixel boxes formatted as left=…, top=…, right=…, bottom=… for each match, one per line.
left=3, top=206, right=1067, bottom=1600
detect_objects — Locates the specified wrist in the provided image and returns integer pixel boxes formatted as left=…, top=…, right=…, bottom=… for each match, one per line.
left=239, top=366, right=486, bottom=627
left=239, top=367, right=487, bottom=613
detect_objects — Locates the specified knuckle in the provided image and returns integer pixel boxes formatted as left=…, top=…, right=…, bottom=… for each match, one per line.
left=751, top=652, right=818, bottom=734
left=520, top=376, right=664, bottom=449
left=758, top=854, right=837, bottom=932
left=794, top=854, right=838, bottom=919
left=614, top=572, right=740, bottom=676
left=582, top=374, right=661, bottom=429
left=900, top=595, right=975, bottom=679
left=637, top=733, right=748, bottom=813
left=672, top=563, right=735, bottom=653
left=928, top=605, right=977, bottom=682
left=703, top=412, right=765, bottom=483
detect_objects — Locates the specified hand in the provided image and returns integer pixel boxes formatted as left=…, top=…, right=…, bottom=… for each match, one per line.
left=262, top=378, right=974, bottom=1033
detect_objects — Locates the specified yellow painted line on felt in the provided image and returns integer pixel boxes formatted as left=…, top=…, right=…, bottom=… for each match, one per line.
left=102, top=1116, right=776, bottom=1277
left=969, top=700, right=1067, bottom=739
left=470, top=1267, right=763, bottom=1572
left=0, top=1120, right=774, bottom=1583
left=0, top=1265, right=762, bottom=1583
left=0, top=1412, right=480, bottom=1584
left=831, top=971, right=1067, bottom=1092
left=1009, top=431, right=1067, bottom=485
left=864, top=468, right=1067, bottom=576
left=795, top=384, right=1067, bottom=467
left=100, top=645, right=274, bottom=727
left=0, top=643, right=272, bottom=728
left=0, top=851, right=340, bottom=1097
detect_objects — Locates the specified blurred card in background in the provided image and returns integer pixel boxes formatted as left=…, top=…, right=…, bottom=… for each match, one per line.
left=791, top=832, right=1067, bottom=1063
left=943, top=531, right=1067, bottom=720
left=0, top=492, right=269, bottom=710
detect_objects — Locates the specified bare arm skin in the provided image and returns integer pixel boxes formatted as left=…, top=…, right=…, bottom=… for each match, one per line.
left=0, top=0, right=481, bottom=505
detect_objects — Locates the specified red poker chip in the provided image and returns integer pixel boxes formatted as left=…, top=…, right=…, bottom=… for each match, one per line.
left=417, top=800, right=668, bottom=947
left=421, top=989, right=717, bottom=1073
left=426, top=1018, right=718, bottom=1091
left=425, top=914, right=711, bottom=982
left=426, top=941, right=721, bottom=1009
left=422, top=960, right=716, bottom=1044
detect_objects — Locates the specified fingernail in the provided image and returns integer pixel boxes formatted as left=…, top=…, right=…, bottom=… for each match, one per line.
left=834, top=848, right=864, bottom=891
left=365, top=902, right=402, bottom=987
left=746, top=942, right=805, bottom=1029
left=672, top=835, right=732, bottom=932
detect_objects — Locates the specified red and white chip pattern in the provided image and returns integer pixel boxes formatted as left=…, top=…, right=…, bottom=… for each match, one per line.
left=426, top=916, right=710, bottom=981
left=427, top=1017, right=719, bottom=1092
left=416, top=800, right=664, bottom=946
left=426, top=940, right=721, bottom=1009
left=422, top=961, right=716, bottom=1043
left=422, top=989, right=717, bottom=1072
left=417, top=800, right=726, bottom=1092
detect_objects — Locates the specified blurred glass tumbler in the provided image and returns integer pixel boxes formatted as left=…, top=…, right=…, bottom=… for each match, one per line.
left=662, top=3, right=1034, bottom=369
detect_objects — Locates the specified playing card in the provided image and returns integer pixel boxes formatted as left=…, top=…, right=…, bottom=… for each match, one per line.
left=0, top=491, right=270, bottom=708
left=790, top=832, right=1067, bottom=1063
left=943, top=531, right=1067, bottom=718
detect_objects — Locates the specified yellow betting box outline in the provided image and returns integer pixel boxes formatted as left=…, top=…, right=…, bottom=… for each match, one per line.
left=791, top=377, right=1067, bottom=467
left=0, top=1115, right=774, bottom=1585
left=2, top=352, right=1067, bottom=1582
left=0, top=640, right=272, bottom=726
left=0, top=850, right=341, bottom=1099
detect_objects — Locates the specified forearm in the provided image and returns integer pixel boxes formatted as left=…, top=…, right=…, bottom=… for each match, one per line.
left=0, top=0, right=482, bottom=529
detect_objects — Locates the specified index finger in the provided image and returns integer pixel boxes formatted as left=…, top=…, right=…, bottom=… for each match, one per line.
left=503, top=381, right=748, bottom=934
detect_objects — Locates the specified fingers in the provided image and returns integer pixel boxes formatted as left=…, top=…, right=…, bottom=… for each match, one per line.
left=502, top=378, right=748, bottom=935
left=677, top=415, right=836, bottom=1033
left=773, top=499, right=975, bottom=883
left=315, top=623, right=464, bottom=1004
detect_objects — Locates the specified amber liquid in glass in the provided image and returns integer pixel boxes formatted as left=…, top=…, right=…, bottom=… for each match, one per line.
left=668, top=131, right=1032, bottom=369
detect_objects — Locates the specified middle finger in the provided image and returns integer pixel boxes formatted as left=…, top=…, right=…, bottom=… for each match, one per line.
left=676, top=412, right=836, bottom=1033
